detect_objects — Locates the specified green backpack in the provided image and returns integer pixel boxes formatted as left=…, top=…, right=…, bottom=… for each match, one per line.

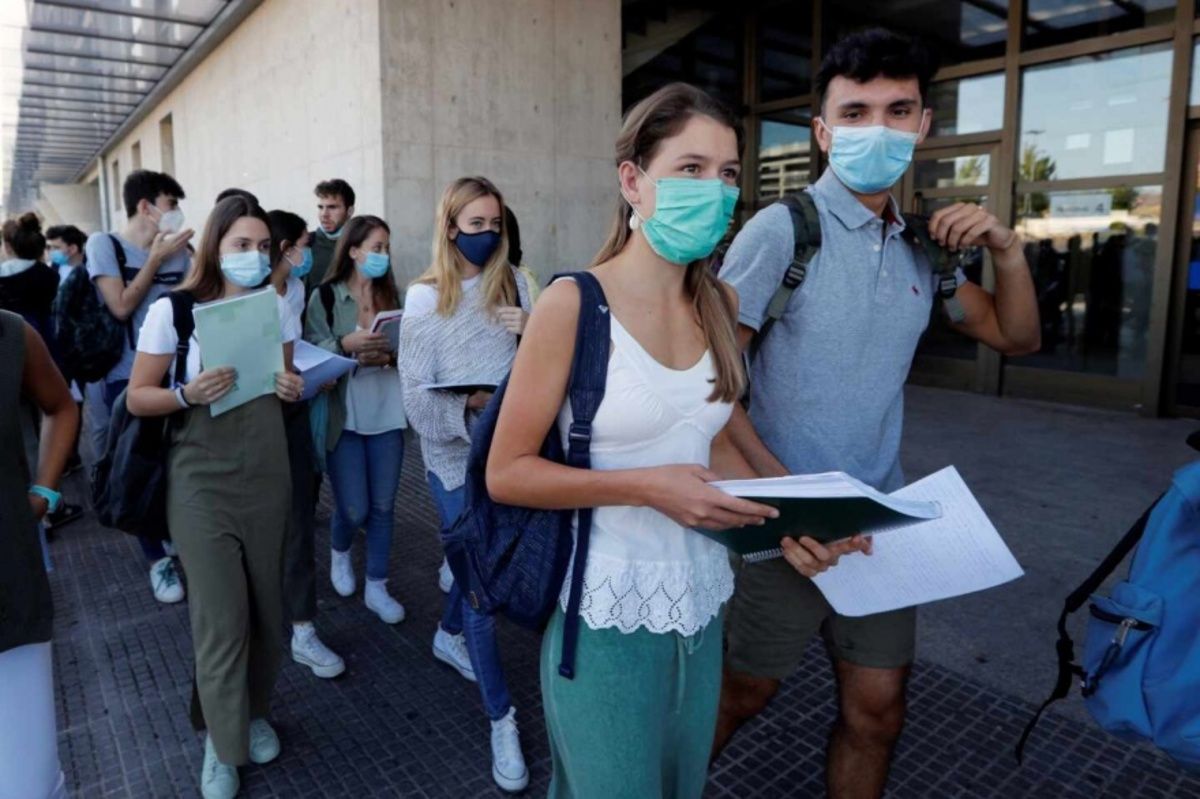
left=738, top=192, right=966, bottom=358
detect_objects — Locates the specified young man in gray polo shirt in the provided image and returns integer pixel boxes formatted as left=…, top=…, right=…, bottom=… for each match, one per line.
left=714, top=29, right=1040, bottom=797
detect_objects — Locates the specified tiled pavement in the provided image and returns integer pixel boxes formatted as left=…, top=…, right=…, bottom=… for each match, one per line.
left=47, top=406, right=1200, bottom=797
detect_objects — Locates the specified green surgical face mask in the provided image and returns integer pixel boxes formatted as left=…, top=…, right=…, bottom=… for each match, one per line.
left=630, top=169, right=739, bottom=265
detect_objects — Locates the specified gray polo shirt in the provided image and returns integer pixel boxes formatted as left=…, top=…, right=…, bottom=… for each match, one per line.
left=720, top=170, right=963, bottom=492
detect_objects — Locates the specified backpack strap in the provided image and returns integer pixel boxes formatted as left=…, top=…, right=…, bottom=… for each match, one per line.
left=550, top=269, right=611, bottom=680
left=319, top=283, right=336, bottom=333
left=750, top=191, right=821, bottom=360
left=901, top=215, right=967, bottom=324
left=1015, top=493, right=1165, bottom=763
left=108, top=234, right=138, bottom=350
left=167, top=291, right=196, bottom=389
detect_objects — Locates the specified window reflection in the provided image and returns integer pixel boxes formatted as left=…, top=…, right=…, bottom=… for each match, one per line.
left=1019, top=44, right=1172, bottom=181
left=1014, top=186, right=1161, bottom=379
left=1176, top=166, right=1200, bottom=407
left=828, top=1, right=1006, bottom=65
left=758, top=2, right=813, bottom=102
left=757, top=116, right=812, bottom=202
left=1025, top=0, right=1175, bottom=51
left=929, top=73, right=1004, bottom=137
left=914, top=154, right=990, bottom=189
left=623, top=9, right=742, bottom=110
left=1191, top=40, right=1200, bottom=108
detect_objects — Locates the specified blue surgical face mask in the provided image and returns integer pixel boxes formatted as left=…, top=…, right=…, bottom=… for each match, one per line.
left=359, top=251, right=390, bottom=279
left=319, top=225, right=343, bottom=240
left=220, top=250, right=271, bottom=287
left=49, top=250, right=70, bottom=267
left=455, top=229, right=501, bottom=267
left=821, top=119, right=919, bottom=194
left=288, top=247, right=313, bottom=279
left=631, top=169, right=740, bottom=265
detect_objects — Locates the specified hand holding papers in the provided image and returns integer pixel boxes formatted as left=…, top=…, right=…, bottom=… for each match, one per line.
left=293, top=340, right=356, bottom=401
left=191, top=288, right=283, bottom=417
left=705, top=466, right=1024, bottom=615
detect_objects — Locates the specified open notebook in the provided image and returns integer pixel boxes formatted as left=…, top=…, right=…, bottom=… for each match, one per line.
left=695, top=471, right=942, bottom=561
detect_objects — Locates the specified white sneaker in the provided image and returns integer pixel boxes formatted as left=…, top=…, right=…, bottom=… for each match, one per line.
left=438, top=558, right=454, bottom=593
left=200, top=735, right=238, bottom=799
left=248, top=718, right=281, bottom=765
left=490, top=707, right=529, bottom=793
left=330, top=549, right=355, bottom=597
left=364, top=579, right=405, bottom=624
left=432, top=625, right=476, bottom=683
left=291, top=624, right=345, bottom=679
left=150, top=557, right=184, bottom=604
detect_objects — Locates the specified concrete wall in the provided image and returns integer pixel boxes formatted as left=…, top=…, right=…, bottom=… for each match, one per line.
left=378, top=0, right=622, bottom=286
left=96, top=0, right=386, bottom=235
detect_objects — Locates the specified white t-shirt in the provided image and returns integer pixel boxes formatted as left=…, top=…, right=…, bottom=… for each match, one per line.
left=282, top=276, right=305, bottom=331
left=138, top=293, right=300, bottom=384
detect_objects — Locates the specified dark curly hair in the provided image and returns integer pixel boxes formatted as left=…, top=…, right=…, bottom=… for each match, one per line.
left=816, top=28, right=939, bottom=113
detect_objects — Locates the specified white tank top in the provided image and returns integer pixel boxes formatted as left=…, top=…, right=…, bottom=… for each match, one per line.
left=556, top=313, right=734, bottom=637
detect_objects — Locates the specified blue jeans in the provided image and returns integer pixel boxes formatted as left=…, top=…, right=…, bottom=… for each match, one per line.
left=427, top=472, right=513, bottom=721
left=327, top=429, right=405, bottom=580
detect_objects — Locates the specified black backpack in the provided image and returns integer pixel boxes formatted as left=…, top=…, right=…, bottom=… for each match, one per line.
left=52, top=235, right=132, bottom=383
left=441, top=271, right=610, bottom=680
left=91, top=291, right=195, bottom=540
left=719, top=192, right=965, bottom=358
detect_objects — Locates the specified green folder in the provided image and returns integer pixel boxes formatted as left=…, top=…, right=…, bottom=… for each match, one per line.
left=694, top=473, right=941, bottom=561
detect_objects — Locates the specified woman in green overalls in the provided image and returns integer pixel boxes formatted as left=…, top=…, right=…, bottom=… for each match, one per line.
left=127, top=196, right=305, bottom=799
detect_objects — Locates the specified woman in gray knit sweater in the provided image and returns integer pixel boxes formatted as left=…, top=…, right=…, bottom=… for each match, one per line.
left=398, top=176, right=531, bottom=794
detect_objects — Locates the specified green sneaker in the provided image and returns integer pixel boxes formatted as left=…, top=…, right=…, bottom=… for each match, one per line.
left=201, top=735, right=239, bottom=799
left=248, top=718, right=280, bottom=765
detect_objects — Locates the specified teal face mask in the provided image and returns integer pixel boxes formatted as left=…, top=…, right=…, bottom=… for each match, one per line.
left=822, top=120, right=918, bottom=194
left=359, top=251, right=390, bottom=279
left=631, top=170, right=740, bottom=265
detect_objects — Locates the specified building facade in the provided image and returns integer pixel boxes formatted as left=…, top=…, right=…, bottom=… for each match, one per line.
left=9, top=0, right=1200, bottom=416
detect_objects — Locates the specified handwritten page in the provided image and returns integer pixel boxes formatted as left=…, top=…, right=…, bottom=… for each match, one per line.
left=810, top=466, right=1023, bottom=617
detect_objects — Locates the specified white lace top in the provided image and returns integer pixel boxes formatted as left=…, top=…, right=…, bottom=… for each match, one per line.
left=556, top=313, right=735, bottom=637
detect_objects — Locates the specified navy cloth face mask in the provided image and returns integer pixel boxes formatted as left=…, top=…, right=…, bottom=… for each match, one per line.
left=455, top=230, right=502, bottom=267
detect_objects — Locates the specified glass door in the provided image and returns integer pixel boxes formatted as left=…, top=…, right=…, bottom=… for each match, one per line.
left=901, top=143, right=998, bottom=391
left=1166, top=125, right=1200, bottom=417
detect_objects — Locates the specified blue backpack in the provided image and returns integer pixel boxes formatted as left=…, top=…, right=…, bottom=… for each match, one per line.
left=1018, top=441, right=1200, bottom=771
left=441, top=271, right=609, bottom=680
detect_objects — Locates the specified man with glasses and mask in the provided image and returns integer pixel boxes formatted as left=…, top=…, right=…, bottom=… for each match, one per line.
left=714, top=28, right=1040, bottom=798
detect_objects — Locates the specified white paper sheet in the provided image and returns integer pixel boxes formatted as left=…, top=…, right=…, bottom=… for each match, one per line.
left=810, top=466, right=1024, bottom=617
left=712, top=471, right=942, bottom=520
left=293, top=340, right=357, bottom=401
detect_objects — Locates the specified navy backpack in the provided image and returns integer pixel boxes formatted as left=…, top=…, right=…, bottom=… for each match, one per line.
left=442, top=271, right=609, bottom=679
left=1018, top=435, right=1200, bottom=771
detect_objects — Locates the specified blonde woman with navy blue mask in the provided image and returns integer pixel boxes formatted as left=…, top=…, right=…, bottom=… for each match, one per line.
left=127, top=196, right=304, bottom=799
left=304, top=215, right=408, bottom=626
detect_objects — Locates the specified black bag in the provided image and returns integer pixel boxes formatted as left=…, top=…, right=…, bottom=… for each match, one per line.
left=52, top=235, right=134, bottom=384
left=441, top=271, right=610, bottom=680
left=91, top=291, right=195, bottom=540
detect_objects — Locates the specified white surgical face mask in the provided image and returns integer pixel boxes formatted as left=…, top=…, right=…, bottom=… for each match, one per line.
left=152, top=205, right=185, bottom=235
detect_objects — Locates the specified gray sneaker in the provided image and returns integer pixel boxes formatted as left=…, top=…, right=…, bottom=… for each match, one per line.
left=248, top=718, right=280, bottom=765
left=200, top=735, right=238, bottom=799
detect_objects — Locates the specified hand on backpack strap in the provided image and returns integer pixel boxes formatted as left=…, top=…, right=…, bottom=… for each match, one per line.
left=928, top=202, right=1019, bottom=254
left=182, top=367, right=236, bottom=406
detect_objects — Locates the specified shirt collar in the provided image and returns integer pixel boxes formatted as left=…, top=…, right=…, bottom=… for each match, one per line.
left=0, top=258, right=35, bottom=277
left=812, top=169, right=905, bottom=232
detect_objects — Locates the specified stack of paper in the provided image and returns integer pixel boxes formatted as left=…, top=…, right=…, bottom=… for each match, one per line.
left=293, top=340, right=356, bottom=400
left=191, top=288, right=283, bottom=417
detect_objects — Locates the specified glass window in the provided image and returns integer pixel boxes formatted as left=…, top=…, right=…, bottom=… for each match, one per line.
left=929, top=73, right=1004, bottom=137
left=1019, top=44, right=1172, bottom=182
left=757, top=2, right=813, bottom=103
left=914, top=153, right=990, bottom=190
left=623, top=11, right=742, bottom=111
left=1013, top=185, right=1161, bottom=379
left=1191, top=40, right=1200, bottom=107
left=160, top=114, right=175, bottom=176
left=1025, top=0, right=1175, bottom=51
left=1176, top=157, right=1200, bottom=407
left=828, top=1, right=1007, bottom=66
left=757, top=111, right=812, bottom=203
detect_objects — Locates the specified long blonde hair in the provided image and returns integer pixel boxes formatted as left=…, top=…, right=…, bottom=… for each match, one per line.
left=592, top=83, right=745, bottom=403
left=414, top=176, right=517, bottom=316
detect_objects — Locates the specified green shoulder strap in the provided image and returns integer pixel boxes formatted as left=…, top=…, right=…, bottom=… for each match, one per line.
left=902, top=214, right=967, bottom=324
left=750, top=191, right=821, bottom=360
